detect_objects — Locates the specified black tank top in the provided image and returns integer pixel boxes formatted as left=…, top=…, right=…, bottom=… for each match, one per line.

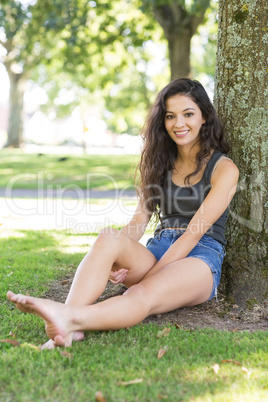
left=155, top=151, right=228, bottom=245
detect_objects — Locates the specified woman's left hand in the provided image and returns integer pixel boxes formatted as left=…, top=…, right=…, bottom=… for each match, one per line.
left=109, top=268, right=128, bottom=284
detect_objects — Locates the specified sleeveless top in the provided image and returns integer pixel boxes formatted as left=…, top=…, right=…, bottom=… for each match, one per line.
left=155, top=151, right=228, bottom=245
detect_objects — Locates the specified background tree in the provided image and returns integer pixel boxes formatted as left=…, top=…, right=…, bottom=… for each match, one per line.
left=1, top=0, right=217, bottom=146
left=214, top=0, right=268, bottom=303
left=0, top=0, right=91, bottom=147
left=0, top=0, right=158, bottom=147
left=142, top=0, right=211, bottom=78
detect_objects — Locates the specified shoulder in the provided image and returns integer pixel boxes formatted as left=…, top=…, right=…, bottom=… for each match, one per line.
left=211, top=157, right=239, bottom=186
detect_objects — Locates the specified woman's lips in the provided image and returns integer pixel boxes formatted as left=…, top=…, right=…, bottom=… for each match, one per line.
left=174, top=130, right=189, bottom=138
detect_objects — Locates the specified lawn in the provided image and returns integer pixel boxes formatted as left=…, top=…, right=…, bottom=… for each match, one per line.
left=1, top=229, right=267, bottom=401
left=0, top=149, right=139, bottom=190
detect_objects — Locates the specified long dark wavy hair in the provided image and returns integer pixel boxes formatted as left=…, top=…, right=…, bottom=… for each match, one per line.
left=137, top=78, right=229, bottom=221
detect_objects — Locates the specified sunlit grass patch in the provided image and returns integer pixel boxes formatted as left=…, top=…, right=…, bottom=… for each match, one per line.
left=0, top=149, right=139, bottom=190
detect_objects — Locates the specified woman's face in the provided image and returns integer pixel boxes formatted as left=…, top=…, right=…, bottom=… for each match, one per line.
left=164, top=94, right=205, bottom=149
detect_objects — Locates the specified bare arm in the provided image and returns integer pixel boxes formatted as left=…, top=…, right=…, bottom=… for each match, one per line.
left=144, top=159, right=239, bottom=277
left=120, top=199, right=151, bottom=241
left=109, top=199, right=150, bottom=284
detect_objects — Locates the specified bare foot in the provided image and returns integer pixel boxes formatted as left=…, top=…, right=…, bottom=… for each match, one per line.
left=41, top=331, right=84, bottom=350
left=40, top=339, right=56, bottom=350
left=7, top=291, right=74, bottom=343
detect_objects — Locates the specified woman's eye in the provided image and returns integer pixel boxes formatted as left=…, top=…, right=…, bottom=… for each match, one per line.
left=166, top=115, right=173, bottom=119
left=185, top=113, right=193, bottom=117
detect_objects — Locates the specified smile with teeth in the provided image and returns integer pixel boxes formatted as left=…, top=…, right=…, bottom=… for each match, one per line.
left=174, top=130, right=190, bottom=137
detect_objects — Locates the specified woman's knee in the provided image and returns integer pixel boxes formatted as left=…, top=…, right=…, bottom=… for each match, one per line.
left=93, top=227, right=127, bottom=259
left=123, top=284, right=154, bottom=314
left=96, top=227, right=122, bottom=246
left=123, top=283, right=148, bottom=299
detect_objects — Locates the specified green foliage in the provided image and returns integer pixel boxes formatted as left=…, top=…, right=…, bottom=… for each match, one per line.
left=191, top=0, right=218, bottom=79
left=0, top=0, right=86, bottom=71
left=0, top=0, right=163, bottom=138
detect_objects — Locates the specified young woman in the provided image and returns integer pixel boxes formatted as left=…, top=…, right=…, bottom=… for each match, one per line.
left=7, top=78, right=239, bottom=349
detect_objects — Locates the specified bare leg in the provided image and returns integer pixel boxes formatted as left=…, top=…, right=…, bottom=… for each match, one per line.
left=7, top=257, right=213, bottom=346
left=40, top=228, right=157, bottom=348
left=66, top=227, right=157, bottom=305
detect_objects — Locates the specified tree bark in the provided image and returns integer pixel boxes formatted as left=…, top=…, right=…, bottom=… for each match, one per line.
left=153, top=2, right=209, bottom=79
left=214, top=0, right=268, bottom=304
left=4, top=66, right=25, bottom=148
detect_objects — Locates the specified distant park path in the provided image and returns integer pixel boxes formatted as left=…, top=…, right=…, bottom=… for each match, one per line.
left=0, top=188, right=137, bottom=199
left=0, top=187, right=141, bottom=235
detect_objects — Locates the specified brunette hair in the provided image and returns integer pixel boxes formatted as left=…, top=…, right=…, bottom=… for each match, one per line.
left=137, top=78, right=229, bottom=220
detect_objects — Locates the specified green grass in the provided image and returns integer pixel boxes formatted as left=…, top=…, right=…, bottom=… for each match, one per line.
left=0, top=149, right=139, bottom=190
left=1, top=230, right=267, bottom=401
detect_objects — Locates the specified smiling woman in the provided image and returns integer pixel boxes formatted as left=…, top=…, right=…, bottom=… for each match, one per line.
left=7, top=78, right=239, bottom=349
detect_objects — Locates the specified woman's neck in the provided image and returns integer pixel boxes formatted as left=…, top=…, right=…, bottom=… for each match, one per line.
left=176, top=143, right=200, bottom=165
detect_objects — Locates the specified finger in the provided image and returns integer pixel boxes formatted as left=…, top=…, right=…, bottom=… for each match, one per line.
left=117, top=272, right=128, bottom=282
left=112, top=268, right=128, bottom=276
left=109, top=270, right=127, bottom=281
left=110, top=272, right=127, bottom=284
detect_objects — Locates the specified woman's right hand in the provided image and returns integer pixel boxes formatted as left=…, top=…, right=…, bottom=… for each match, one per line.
left=109, top=268, right=128, bottom=284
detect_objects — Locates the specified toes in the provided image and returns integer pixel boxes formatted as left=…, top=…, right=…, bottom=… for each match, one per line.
left=7, top=291, right=17, bottom=302
left=41, top=339, right=56, bottom=350
left=16, top=295, right=25, bottom=304
left=7, top=291, right=13, bottom=299
left=7, top=292, right=30, bottom=305
left=54, top=335, right=68, bottom=347
left=73, top=331, right=85, bottom=342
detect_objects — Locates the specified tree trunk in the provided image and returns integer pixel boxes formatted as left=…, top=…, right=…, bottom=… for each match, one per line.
left=214, top=0, right=268, bottom=304
left=152, top=2, right=209, bottom=79
left=4, top=67, right=25, bottom=148
left=168, top=31, right=192, bottom=79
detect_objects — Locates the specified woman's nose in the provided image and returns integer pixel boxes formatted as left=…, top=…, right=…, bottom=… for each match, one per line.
left=174, top=115, right=185, bottom=127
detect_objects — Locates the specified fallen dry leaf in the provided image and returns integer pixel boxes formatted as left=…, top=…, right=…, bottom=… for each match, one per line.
left=158, top=349, right=166, bottom=359
left=95, top=390, right=107, bottom=402
left=117, top=378, right=143, bottom=386
left=59, top=350, right=72, bottom=358
left=222, top=359, right=242, bottom=366
left=157, top=328, right=171, bottom=338
left=0, top=338, right=20, bottom=347
left=21, top=343, right=40, bottom=351
left=212, top=364, right=220, bottom=374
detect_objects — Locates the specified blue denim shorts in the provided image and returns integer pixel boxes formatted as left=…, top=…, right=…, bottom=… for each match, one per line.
left=146, top=229, right=226, bottom=301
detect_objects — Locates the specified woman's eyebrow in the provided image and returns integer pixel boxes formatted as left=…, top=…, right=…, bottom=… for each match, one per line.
left=165, top=108, right=195, bottom=113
